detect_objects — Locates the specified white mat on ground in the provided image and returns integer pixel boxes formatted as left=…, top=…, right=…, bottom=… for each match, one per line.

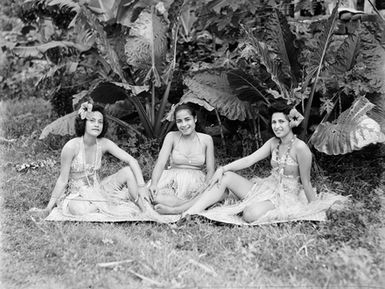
left=45, top=197, right=345, bottom=225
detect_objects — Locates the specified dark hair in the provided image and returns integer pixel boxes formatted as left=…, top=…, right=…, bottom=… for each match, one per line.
left=173, top=102, right=204, bottom=132
left=267, top=102, right=303, bottom=135
left=174, top=103, right=197, bottom=120
left=75, top=103, right=108, bottom=138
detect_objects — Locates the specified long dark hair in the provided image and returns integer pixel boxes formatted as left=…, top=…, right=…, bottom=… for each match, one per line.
left=74, top=103, right=108, bottom=138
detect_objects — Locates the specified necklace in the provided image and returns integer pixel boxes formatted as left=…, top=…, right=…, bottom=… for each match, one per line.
left=275, top=135, right=296, bottom=178
left=82, top=137, right=98, bottom=186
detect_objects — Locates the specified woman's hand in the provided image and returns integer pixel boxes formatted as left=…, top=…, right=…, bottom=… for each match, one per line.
left=148, top=184, right=159, bottom=200
left=207, top=167, right=225, bottom=190
left=138, top=186, right=152, bottom=203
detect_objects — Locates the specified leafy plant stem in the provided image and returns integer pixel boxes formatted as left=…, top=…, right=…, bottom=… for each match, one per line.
left=214, top=109, right=226, bottom=148
left=154, top=22, right=180, bottom=134
left=301, top=1, right=340, bottom=139
left=367, top=0, right=385, bottom=23
left=150, top=6, right=156, bottom=126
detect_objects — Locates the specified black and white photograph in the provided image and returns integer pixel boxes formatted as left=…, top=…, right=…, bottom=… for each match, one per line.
left=1, top=0, right=384, bottom=288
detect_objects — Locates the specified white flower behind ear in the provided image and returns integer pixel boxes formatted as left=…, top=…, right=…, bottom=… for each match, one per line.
left=78, top=102, right=93, bottom=120
left=289, top=108, right=304, bottom=127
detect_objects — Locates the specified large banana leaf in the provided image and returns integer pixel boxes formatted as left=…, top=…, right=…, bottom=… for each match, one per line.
left=358, top=25, right=385, bottom=94
left=243, top=28, right=290, bottom=100
left=262, top=9, right=300, bottom=87
left=80, top=5, right=126, bottom=81
left=330, top=30, right=360, bottom=76
left=182, top=69, right=249, bottom=121
left=124, top=9, right=167, bottom=71
left=39, top=111, right=140, bottom=139
left=39, top=111, right=77, bottom=139
left=301, top=2, right=340, bottom=134
left=310, top=96, right=385, bottom=155
left=227, top=69, right=270, bottom=105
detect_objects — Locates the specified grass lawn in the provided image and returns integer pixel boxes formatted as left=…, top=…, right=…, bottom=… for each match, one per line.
left=1, top=98, right=385, bottom=288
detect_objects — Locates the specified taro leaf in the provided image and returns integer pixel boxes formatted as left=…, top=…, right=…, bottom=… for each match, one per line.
left=367, top=93, right=385, bottom=134
left=90, top=82, right=148, bottom=104
left=80, top=6, right=126, bottom=81
left=305, top=3, right=339, bottom=84
left=310, top=96, right=385, bottom=155
left=39, top=111, right=77, bottom=139
left=164, top=94, right=215, bottom=121
left=331, top=30, right=360, bottom=75
left=183, top=69, right=248, bottom=121
left=243, top=29, right=291, bottom=101
left=227, top=69, right=270, bottom=105
left=358, top=25, right=385, bottom=94
left=262, top=9, right=300, bottom=87
left=124, top=10, right=167, bottom=71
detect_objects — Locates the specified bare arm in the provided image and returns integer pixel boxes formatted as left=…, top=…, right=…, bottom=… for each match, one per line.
left=45, top=141, right=75, bottom=211
left=102, top=138, right=146, bottom=186
left=206, top=138, right=274, bottom=189
left=204, top=134, right=215, bottom=182
left=296, top=141, right=317, bottom=203
left=222, top=137, right=274, bottom=173
left=150, top=132, right=174, bottom=188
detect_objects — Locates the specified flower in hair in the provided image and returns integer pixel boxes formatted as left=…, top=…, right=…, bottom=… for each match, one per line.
left=288, top=108, right=304, bottom=127
left=78, top=102, right=93, bottom=120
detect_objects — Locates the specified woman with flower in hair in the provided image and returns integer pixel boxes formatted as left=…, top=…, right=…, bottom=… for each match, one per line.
left=176, top=104, right=347, bottom=224
left=30, top=102, right=150, bottom=218
left=149, top=103, right=215, bottom=214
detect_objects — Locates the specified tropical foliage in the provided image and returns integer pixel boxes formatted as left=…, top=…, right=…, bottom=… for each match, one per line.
left=9, top=0, right=385, bottom=154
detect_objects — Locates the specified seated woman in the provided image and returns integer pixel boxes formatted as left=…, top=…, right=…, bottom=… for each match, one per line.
left=30, top=102, right=150, bottom=218
left=179, top=104, right=347, bottom=223
left=150, top=103, right=215, bottom=214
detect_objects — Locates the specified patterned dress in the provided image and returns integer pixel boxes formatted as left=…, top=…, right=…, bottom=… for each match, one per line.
left=153, top=133, right=206, bottom=201
left=59, top=137, right=141, bottom=217
left=199, top=142, right=348, bottom=225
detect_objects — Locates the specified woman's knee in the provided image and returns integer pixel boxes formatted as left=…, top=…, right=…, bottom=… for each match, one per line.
left=243, top=206, right=259, bottom=223
left=68, top=200, right=91, bottom=215
left=118, top=166, right=135, bottom=183
left=243, top=201, right=274, bottom=223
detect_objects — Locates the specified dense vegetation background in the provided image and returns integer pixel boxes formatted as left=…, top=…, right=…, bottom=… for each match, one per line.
left=1, top=0, right=385, bottom=288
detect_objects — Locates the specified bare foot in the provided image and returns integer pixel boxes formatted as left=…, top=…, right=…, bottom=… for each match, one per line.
left=154, top=204, right=178, bottom=215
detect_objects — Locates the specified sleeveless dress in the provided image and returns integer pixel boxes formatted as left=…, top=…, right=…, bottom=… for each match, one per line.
left=58, top=137, right=141, bottom=217
left=154, top=133, right=206, bottom=201
left=199, top=141, right=348, bottom=225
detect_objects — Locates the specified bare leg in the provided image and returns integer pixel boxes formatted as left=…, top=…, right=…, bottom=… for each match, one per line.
left=68, top=199, right=98, bottom=215
left=184, top=172, right=254, bottom=215
left=243, top=200, right=275, bottom=223
left=154, top=198, right=193, bottom=214
left=155, top=188, right=230, bottom=215
left=114, top=166, right=146, bottom=211
left=153, top=194, right=187, bottom=207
